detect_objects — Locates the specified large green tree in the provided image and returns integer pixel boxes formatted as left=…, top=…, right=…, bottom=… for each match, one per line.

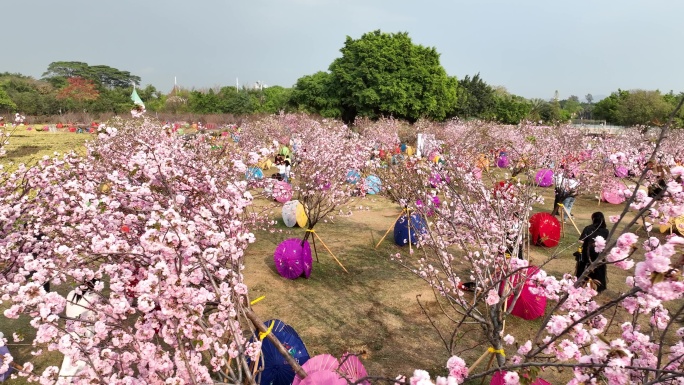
left=290, top=71, right=341, bottom=118
left=453, top=73, right=495, bottom=119
left=43, top=61, right=141, bottom=89
left=328, top=30, right=458, bottom=123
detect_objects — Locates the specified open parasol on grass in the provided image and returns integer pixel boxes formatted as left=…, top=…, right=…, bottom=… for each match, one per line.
left=274, top=239, right=312, bottom=279
left=393, top=212, right=427, bottom=246
left=298, top=371, right=346, bottom=385
left=529, top=212, right=561, bottom=247
left=506, top=266, right=547, bottom=321
left=246, top=167, right=264, bottom=181
left=675, top=215, right=684, bottom=235
left=293, top=354, right=340, bottom=385
left=0, top=334, right=14, bottom=381
left=614, top=165, right=629, bottom=178
left=273, top=181, right=293, bottom=203
left=534, top=169, right=554, bottom=187
left=365, top=175, right=382, bottom=195
left=493, top=181, right=515, bottom=201
left=601, top=183, right=626, bottom=204
left=254, top=319, right=310, bottom=385
left=496, top=155, right=509, bottom=168
left=339, top=353, right=369, bottom=385
left=346, top=170, right=361, bottom=184
left=282, top=200, right=307, bottom=228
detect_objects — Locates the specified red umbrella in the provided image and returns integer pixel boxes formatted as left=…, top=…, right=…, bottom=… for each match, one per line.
left=273, top=238, right=311, bottom=280
left=293, top=354, right=340, bottom=385
left=529, top=212, right=560, bottom=247
left=339, top=353, right=369, bottom=385
left=493, top=181, right=515, bottom=201
left=273, top=181, right=293, bottom=203
left=506, top=266, right=547, bottom=321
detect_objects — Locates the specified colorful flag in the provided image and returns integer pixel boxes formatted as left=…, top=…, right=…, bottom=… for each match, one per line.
left=131, top=88, right=145, bottom=109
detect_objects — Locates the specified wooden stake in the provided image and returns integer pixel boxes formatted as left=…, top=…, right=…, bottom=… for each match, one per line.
left=311, top=231, right=320, bottom=263
left=375, top=211, right=404, bottom=249
left=314, top=232, right=349, bottom=273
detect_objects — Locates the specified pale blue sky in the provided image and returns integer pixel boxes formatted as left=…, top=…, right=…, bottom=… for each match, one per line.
left=4, top=0, right=683, bottom=100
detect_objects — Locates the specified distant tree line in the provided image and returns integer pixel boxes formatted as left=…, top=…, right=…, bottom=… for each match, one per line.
left=1, top=34, right=682, bottom=127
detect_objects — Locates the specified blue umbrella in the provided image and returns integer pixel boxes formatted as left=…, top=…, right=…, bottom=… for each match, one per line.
left=0, top=343, right=14, bottom=381
left=393, top=212, right=427, bottom=246
left=246, top=167, right=264, bottom=181
left=365, top=175, right=382, bottom=194
left=253, top=319, right=310, bottom=385
left=346, top=170, right=361, bottom=184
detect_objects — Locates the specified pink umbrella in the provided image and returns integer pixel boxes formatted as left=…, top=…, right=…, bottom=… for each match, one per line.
left=299, top=370, right=347, bottom=385
left=615, top=165, right=629, bottom=178
left=273, top=181, right=293, bottom=203
left=601, top=183, right=626, bottom=204
left=506, top=266, right=546, bottom=321
left=273, top=238, right=312, bottom=280
left=529, top=212, right=560, bottom=248
left=339, top=353, right=369, bottom=385
left=293, top=354, right=340, bottom=385
left=534, top=169, right=554, bottom=187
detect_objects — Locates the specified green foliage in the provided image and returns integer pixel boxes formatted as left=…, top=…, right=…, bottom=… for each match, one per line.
left=290, top=72, right=341, bottom=118
left=453, top=73, right=495, bottom=119
left=43, top=61, right=141, bottom=89
left=0, top=87, right=17, bottom=111
left=328, top=30, right=458, bottom=123
left=593, top=90, right=628, bottom=124
left=616, top=90, right=672, bottom=126
left=493, top=94, right=532, bottom=124
left=258, top=86, right=293, bottom=114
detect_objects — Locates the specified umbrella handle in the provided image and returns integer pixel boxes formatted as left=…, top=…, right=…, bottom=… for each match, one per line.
left=244, top=308, right=307, bottom=380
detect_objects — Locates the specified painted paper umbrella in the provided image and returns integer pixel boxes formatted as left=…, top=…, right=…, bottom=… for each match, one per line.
left=493, top=181, right=515, bottom=200
left=393, top=212, right=428, bottom=246
left=0, top=335, right=14, bottom=381
left=614, top=165, right=629, bottom=178
left=491, top=371, right=550, bottom=385
left=506, top=266, right=547, bottom=321
left=293, top=354, right=340, bottom=385
left=273, top=181, right=293, bottom=203
left=529, top=212, right=561, bottom=248
left=534, top=169, right=554, bottom=187
left=254, top=319, right=310, bottom=385
left=601, top=184, right=626, bottom=204
left=339, top=353, right=370, bottom=385
left=346, top=170, right=361, bottom=184
left=299, top=371, right=347, bottom=385
left=365, top=175, right=382, bottom=194
left=496, top=155, right=509, bottom=168
left=245, top=166, right=264, bottom=181
left=282, top=200, right=301, bottom=228
left=273, top=238, right=312, bottom=279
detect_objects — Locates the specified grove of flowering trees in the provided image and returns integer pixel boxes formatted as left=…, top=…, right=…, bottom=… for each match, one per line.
left=0, top=98, right=683, bottom=384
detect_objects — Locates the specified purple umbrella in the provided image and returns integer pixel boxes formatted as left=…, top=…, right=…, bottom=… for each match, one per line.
left=496, top=155, right=509, bottom=168
left=534, top=169, right=554, bottom=187
left=273, top=238, right=312, bottom=280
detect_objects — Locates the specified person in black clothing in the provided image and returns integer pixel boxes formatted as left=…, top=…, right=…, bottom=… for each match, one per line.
left=576, top=212, right=610, bottom=293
